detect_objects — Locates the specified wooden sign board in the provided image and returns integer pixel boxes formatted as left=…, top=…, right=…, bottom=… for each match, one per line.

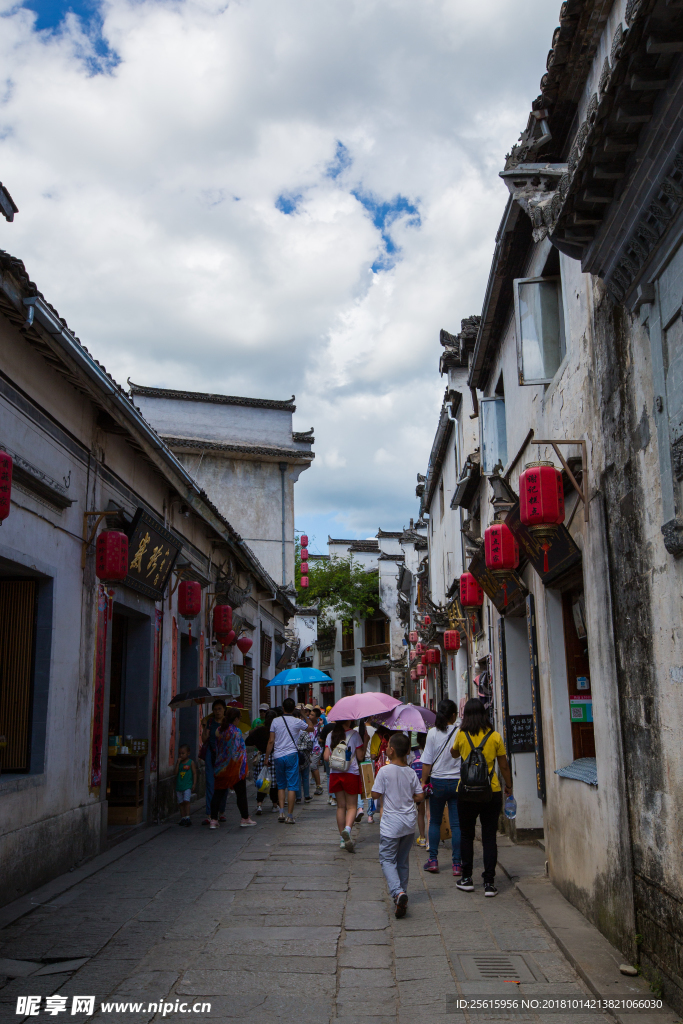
left=509, top=714, right=535, bottom=753
left=125, top=508, right=181, bottom=601
left=360, top=761, right=375, bottom=799
left=506, top=501, right=581, bottom=587
left=468, top=550, right=528, bottom=617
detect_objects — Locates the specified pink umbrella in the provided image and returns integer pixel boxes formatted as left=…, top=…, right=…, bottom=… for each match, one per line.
left=327, top=692, right=401, bottom=722
left=374, top=703, right=436, bottom=731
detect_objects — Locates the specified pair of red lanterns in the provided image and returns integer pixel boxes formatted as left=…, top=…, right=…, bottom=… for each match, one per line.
left=300, top=534, right=309, bottom=589
left=484, top=461, right=564, bottom=575
left=213, top=602, right=253, bottom=657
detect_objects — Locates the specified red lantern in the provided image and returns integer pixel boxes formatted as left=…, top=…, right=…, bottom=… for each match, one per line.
left=178, top=580, right=201, bottom=618
left=213, top=604, right=233, bottom=635
left=96, top=530, right=128, bottom=581
left=237, top=636, right=253, bottom=656
left=427, top=648, right=440, bottom=665
left=424, top=615, right=431, bottom=625
left=444, top=630, right=460, bottom=652
left=410, top=668, right=417, bottom=681
left=520, top=461, right=564, bottom=528
left=300, top=576, right=309, bottom=588
left=415, top=641, right=426, bottom=655
left=300, top=534, right=309, bottom=547
left=0, top=451, right=12, bottom=522
left=421, top=654, right=428, bottom=666
left=416, top=664, right=426, bottom=678
left=485, top=521, right=519, bottom=572
left=300, top=547, right=309, bottom=560
left=300, top=561, right=309, bottom=574
left=217, top=628, right=236, bottom=649
left=409, top=630, right=418, bottom=644
left=460, top=572, right=483, bottom=607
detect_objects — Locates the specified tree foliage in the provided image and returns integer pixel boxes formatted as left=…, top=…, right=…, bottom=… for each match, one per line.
left=296, top=544, right=379, bottom=627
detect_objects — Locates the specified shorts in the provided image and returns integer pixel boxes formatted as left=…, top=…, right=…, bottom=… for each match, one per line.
left=310, top=752, right=321, bottom=771
left=275, top=752, right=300, bottom=791
left=329, top=772, right=363, bottom=796
left=176, top=789, right=191, bottom=803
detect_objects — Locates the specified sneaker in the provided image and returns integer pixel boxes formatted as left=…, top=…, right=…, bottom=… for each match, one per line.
left=367, top=814, right=374, bottom=823
left=270, top=803, right=279, bottom=812
left=305, top=796, right=312, bottom=802
left=452, top=863, right=462, bottom=877
left=240, top=818, right=257, bottom=827
left=341, top=827, right=355, bottom=852
left=295, top=798, right=301, bottom=804
left=201, top=817, right=210, bottom=826
left=339, top=836, right=346, bottom=849
left=219, top=815, right=226, bottom=822
left=255, top=805, right=262, bottom=815
left=416, top=836, right=427, bottom=848
left=185, top=817, right=192, bottom=827
left=423, top=858, right=439, bottom=873
left=394, top=892, right=408, bottom=919
left=278, top=811, right=286, bottom=822
left=329, top=797, right=336, bottom=806
left=178, top=818, right=186, bottom=826
left=456, top=876, right=475, bottom=891
left=484, top=883, right=498, bottom=897
left=209, top=819, right=218, bottom=829
left=355, top=809, right=364, bottom=823
left=314, top=787, right=323, bottom=795
left=285, top=815, right=296, bottom=824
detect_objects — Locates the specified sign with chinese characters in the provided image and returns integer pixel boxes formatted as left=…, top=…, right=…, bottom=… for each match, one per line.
left=124, top=508, right=181, bottom=601
left=506, top=501, right=581, bottom=587
left=526, top=594, right=546, bottom=800
left=468, top=549, right=528, bottom=617
left=509, top=714, right=535, bottom=753
left=570, top=696, right=593, bottom=722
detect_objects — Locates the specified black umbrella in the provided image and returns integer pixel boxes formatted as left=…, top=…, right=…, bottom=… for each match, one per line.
left=168, top=686, right=231, bottom=709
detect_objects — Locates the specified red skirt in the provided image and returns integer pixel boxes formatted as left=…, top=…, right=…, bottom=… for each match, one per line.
left=329, top=772, right=363, bottom=795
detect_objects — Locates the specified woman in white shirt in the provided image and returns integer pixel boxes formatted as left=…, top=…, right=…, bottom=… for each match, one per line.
left=420, top=699, right=462, bottom=877
left=324, top=720, right=366, bottom=852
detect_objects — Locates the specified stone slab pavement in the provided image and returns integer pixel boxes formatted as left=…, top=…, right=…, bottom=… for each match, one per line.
left=0, top=789, right=676, bottom=1024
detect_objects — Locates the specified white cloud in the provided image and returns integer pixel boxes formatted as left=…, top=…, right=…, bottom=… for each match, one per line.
left=0, top=0, right=558, bottom=535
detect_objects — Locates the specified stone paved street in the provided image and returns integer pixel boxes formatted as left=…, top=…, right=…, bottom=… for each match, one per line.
left=0, top=793, right=616, bottom=1024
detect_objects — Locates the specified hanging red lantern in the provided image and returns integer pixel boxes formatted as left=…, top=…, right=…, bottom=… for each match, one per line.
left=408, top=630, right=418, bottom=644
left=178, top=580, right=201, bottom=644
left=410, top=668, right=417, bottom=681
left=460, top=572, right=483, bottom=607
left=415, top=641, right=426, bottom=654
left=424, top=614, right=431, bottom=625
left=520, top=461, right=564, bottom=528
left=427, top=648, right=441, bottom=665
left=217, top=628, right=236, bottom=650
left=236, top=636, right=253, bottom=656
left=300, top=561, right=309, bottom=574
left=300, top=576, right=309, bottom=588
left=485, top=521, right=519, bottom=572
left=300, top=547, right=309, bottom=560
left=213, top=604, right=233, bottom=636
left=300, top=534, right=309, bottom=547
left=95, top=530, right=128, bottom=581
left=416, top=664, right=426, bottom=678
left=444, top=630, right=460, bottom=652
left=0, top=451, right=12, bottom=522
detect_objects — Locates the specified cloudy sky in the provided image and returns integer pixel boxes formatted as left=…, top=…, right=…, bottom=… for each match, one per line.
left=1, top=0, right=557, bottom=553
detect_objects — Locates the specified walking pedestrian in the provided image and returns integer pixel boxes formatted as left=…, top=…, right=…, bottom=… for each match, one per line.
left=246, top=711, right=279, bottom=815
left=200, top=698, right=228, bottom=825
left=371, top=732, right=424, bottom=918
left=421, top=698, right=462, bottom=875
left=409, top=734, right=427, bottom=847
left=320, top=718, right=336, bottom=805
left=174, top=744, right=197, bottom=826
left=206, top=707, right=257, bottom=829
left=324, top=719, right=366, bottom=851
left=297, top=719, right=314, bottom=803
left=452, top=698, right=513, bottom=896
left=265, top=697, right=312, bottom=823
left=307, top=706, right=324, bottom=795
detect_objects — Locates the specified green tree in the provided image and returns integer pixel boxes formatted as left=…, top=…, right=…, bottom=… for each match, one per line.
left=296, top=541, right=379, bottom=627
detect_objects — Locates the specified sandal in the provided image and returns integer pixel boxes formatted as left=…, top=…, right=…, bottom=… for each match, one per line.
left=285, top=815, right=296, bottom=824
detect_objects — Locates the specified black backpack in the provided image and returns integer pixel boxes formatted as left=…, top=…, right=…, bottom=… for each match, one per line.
left=457, top=730, right=494, bottom=802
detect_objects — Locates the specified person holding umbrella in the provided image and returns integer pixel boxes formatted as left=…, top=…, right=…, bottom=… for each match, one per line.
left=206, top=706, right=257, bottom=829
left=324, top=719, right=366, bottom=851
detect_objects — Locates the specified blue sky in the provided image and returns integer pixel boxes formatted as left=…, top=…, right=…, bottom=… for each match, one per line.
left=1, top=0, right=558, bottom=542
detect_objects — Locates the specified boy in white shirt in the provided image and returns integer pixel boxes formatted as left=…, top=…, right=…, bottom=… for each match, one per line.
left=371, top=732, right=424, bottom=918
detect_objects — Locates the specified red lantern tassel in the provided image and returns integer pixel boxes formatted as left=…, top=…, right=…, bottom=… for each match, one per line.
left=188, top=623, right=192, bottom=645
left=542, top=542, right=550, bottom=574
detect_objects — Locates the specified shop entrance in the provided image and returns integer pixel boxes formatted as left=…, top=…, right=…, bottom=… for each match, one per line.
left=178, top=633, right=200, bottom=758
left=0, top=579, right=37, bottom=772
left=562, top=589, right=594, bottom=759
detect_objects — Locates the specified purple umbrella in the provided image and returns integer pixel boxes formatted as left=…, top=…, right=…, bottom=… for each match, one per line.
left=374, top=703, right=436, bottom=731
left=327, top=692, right=402, bottom=722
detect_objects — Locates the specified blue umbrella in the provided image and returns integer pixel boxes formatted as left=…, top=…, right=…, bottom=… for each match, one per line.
left=266, top=667, right=333, bottom=688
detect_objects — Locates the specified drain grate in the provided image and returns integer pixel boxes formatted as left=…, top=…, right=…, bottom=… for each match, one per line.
left=459, top=954, right=536, bottom=982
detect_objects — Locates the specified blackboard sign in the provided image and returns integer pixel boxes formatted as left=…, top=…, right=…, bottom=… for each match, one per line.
left=509, top=714, right=535, bottom=753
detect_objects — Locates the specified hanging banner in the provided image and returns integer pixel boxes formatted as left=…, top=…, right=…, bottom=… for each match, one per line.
left=169, top=616, right=178, bottom=767
left=506, top=501, right=581, bottom=587
left=90, top=585, right=108, bottom=790
left=150, top=608, right=162, bottom=772
left=468, top=549, right=528, bottom=617
left=125, top=508, right=181, bottom=601
left=526, top=594, right=546, bottom=800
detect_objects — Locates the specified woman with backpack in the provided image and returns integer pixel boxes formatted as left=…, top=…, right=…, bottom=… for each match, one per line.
left=323, top=719, right=366, bottom=852
left=421, top=699, right=462, bottom=875
left=451, top=698, right=512, bottom=897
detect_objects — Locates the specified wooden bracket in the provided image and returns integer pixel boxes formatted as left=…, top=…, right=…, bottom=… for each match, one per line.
left=504, top=431, right=589, bottom=523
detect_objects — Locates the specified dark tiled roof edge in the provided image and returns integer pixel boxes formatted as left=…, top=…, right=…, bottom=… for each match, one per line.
left=161, top=435, right=314, bottom=461
left=129, top=381, right=296, bottom=411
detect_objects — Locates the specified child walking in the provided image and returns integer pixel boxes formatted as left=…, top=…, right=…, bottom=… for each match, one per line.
left=371, top=732, right=424, bottom=918
left=175, top=744, right=197, bottom=826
